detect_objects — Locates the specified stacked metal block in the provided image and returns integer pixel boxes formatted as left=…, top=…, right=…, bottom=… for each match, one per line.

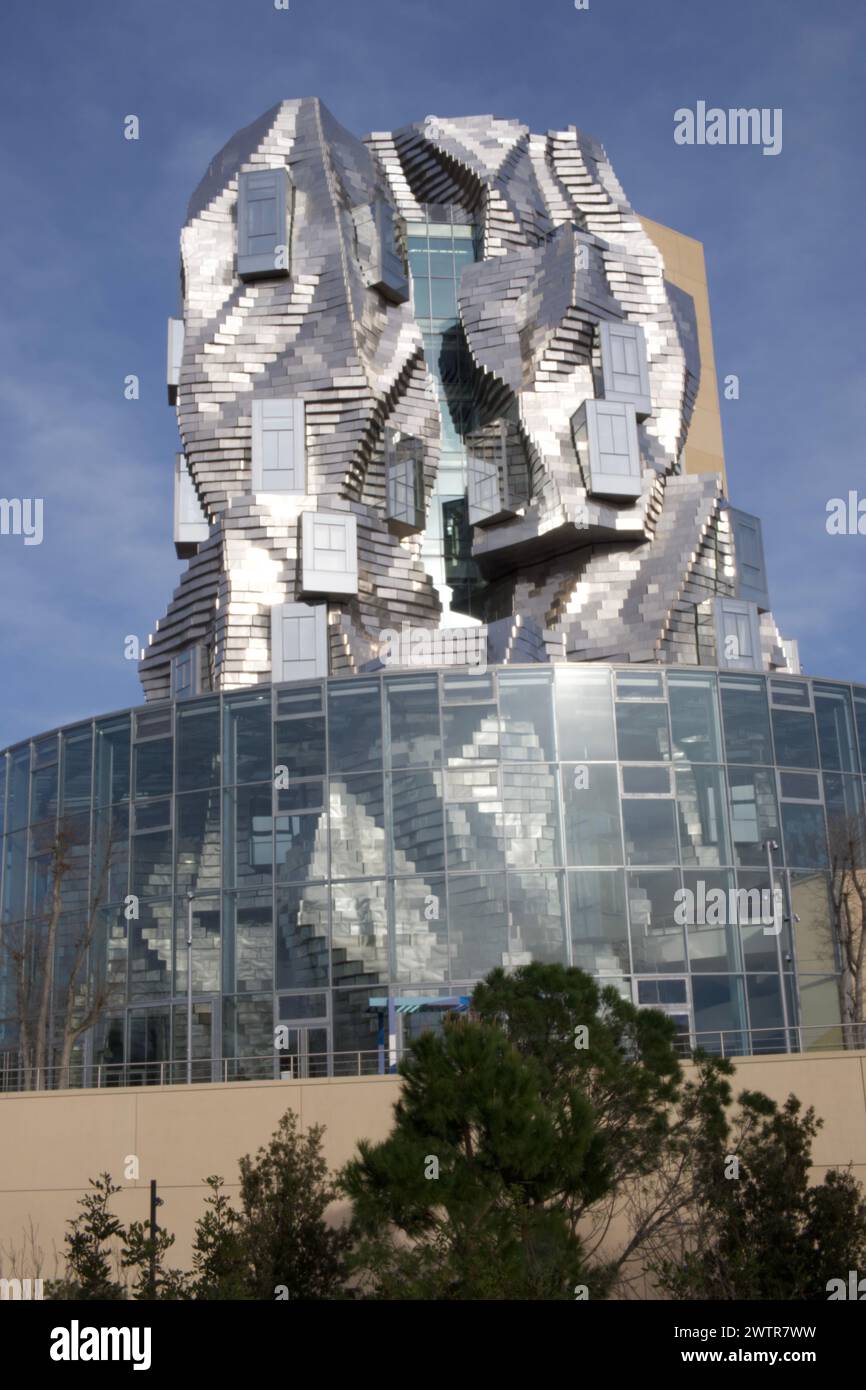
left=141, top=101, right=794, bottom=701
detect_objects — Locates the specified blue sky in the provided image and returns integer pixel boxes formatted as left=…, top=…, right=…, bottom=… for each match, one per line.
left=0, top=0, right=863, bottom=748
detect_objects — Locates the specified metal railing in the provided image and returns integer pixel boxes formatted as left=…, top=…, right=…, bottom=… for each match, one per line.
left=0, top=1050, right=387, bottom=1093
left=0, top=1024, right=864, bottom=1093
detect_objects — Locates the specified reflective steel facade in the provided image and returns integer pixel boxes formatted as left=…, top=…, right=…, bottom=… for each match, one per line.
left=2, top=665, right=862, bottom=1079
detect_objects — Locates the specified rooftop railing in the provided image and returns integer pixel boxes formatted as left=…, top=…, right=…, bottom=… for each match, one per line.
left=0, top=1023, right=863, bottom=1093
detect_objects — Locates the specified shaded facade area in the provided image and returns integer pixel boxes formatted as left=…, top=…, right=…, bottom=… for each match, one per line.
left=1, top=664, right=862, bottom=1087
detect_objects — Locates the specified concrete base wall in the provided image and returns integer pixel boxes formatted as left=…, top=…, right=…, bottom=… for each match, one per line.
left=2, top=1051, right=865, bottom=1282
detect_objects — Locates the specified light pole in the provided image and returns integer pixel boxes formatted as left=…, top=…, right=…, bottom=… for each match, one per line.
left=763, top=838, right=792, bottom=1051
left=186, top=890, right=195, bottom=1085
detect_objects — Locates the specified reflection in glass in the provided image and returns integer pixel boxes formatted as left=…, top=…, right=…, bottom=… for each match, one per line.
left=727, top=768, right=781, bottom=868
left=95, top=718, right=131, bottom=805
left=328, top=681, right=382, bottom=774
left=622, top=799, right=678, bottom=866
left=692, top=975, right=748, bottom=1054
left=175, top=701, right=220, bottom=792
left=223, top=995, right=273, bottom=1075
left=392, top=875, right=448, bottom=983
left=62, top=729, right=93, bottom=812
left=746, top=974, right=786, bottom=1052
left=498, top=670, right=554, bottom=761
left=668, top=671, right=722, bottom=762
left=782, top=803, right=828, bottom=869
left=276, top=883, right=329, bottom=991
left=507, top=871, right=567, bottom=966
left=223, top=891, right=270, bottom=994
left=445, top=765, right=505, bottom=871
left=390, top=770, right=445, bottom=875
left=386, top=676, right=441, bottom=768
left=129, top=901, right=172, bottom=1000
left=134, top=738, right=172, bottom=799
left=681, top=869, right=740, bottom=973
left=331, top=880, right=388, bottom=984
left=502, top=765, right=561, bottom=869
left=223, top=785, right=273, bottom=891
left=329, top=774, right=386, bottom=879
left=737, top=869, right=792, bottom=971
left=568, top=869, right=629, bottom=975
left=616, top=702, right=670, bottom=761
left=448, top=872, right=508, bottom=981
left=443, top=701, right=500, bottom=764
left=555, top=668, right=615, bottom=761
left=676, top=765, right=731, bottom=867
left=175, top=790, right=221, bottom=895
left=174, top=895, right=221, bottom=994
left=224, top=692, right=271, bottom=784
left=562, top=763, right=621, bottom=866
left=131, top=828, right=172, bottom=899
left=627, top=869, right=685, bottom=972
left=814, top=683, right=858, bottom=772
left=771, top=709, right=818, bottom=769
left=720, top=675, right=773, bottom=765
left=789, top=871, right=836, bottom=975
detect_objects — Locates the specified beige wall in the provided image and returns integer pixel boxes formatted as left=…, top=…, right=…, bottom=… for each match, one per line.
left=2, top=1050, right=865, bottom=1281
left=639, top=213, right=727, bottom=487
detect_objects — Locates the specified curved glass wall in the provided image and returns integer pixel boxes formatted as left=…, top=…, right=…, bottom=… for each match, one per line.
left=1, top=665, right=863, bottom=1084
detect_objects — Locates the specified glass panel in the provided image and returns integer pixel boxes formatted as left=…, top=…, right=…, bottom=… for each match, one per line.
left=498, top=669, right=554, bottom=761
left=854, top=688, right=866, bottom=774
left=172, top=1000, right=214, bottom=1083
left=562, top=763, right=622, bottom=866
left=386, top=675, right=441, bottom=769
left=175, top=790, right=221, bottom=895
left=781, top=804, right=828, bottom=869
left=274, top=686, right=326, bottom=780
left=789, top=871, right=836, bottom=975
left=771, top=709, right=819, bottom=769
left=93, top=805, right=130, bottom=905
left=1, top=829, right=27, bottom=924
left=681, top=869, right=741, bottom=972
left=814, top=683, right=857, bottom=772
left=507, top=871, right=568, bottom=966
left=275, top=781, right=328, bottom=884
left=223, top=784, right=273, bottom=891
left=621, top=799, right=678, bottom=866
left=223, top=890, right=271, bottom=995
left=6, top=747, right=30, bottom=833
left=331, top=880, right=389, bottom=985
left=746, top=974, right=786, bottom=1053
left=95, top=718, right=131, bottom=805
left=0, top=755, right=6, bottom=838
left=669, top=671, right=722, bottom=762
left=391, top=770, right=445, bottom=875
left=174, top=894, right=221, bottom=994
left=798, top=976, right=843, bottom=1051
left=175, top=700, right=220, bottom=792
left=445, top=766, right=505, bottom=871
left=770, top=678, right=811, bottom=709
left=568, top=869, right=629, bottom=976
left=692, top=975, right=748, bottom=1055
left=555, top=667, right=615, bottom=761
left=676, top=765, right=731, bottom=867
left=615, top=702, right=670, bottom=761
left=328, top=680, right=383, bottom=774
left=622, top=766, right=672, bottom=795
left=443, top=701, right=500, bottom=764
left=616, top=671, right=664, bottom=699
left=720, top=674, right=772, bottom=765
left=62, top=728, right=93, bottom=812
left=727, top=768, right=782, bottom=867
left=780, top=772, right=821, bottom=801
left=128, top=1008, right=171, bottom=1080
left=332, top=988, right=380, bottom=1065
left=134, top=737, right=172, bottom=799
left=502, top=765, right=561, bottom=869
left=224, top=692, right=272, bottom=784
left=737, top=870, right=792, bottom=971
left=277, top=993, right=328, bottom=1021
left=448, top=872, right=508, bottom=981
left=823, top=773, right=864, bottom=833
left=93, top=909, right=128, bottom=1011
left=223, top=996, right=273, bottom=1078
left=31, top=764, right=58, bottom=822
left=131, top=829, right=172, bottom=899
left=329, top=773, right=386, bottom=879
left=129, top=901, right=172, bottom=1000
left=627, top=869, right=685, bottom=972
left=276, top=883, right=330, bottom=991
left=392, top=875, right=448, bottom=983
